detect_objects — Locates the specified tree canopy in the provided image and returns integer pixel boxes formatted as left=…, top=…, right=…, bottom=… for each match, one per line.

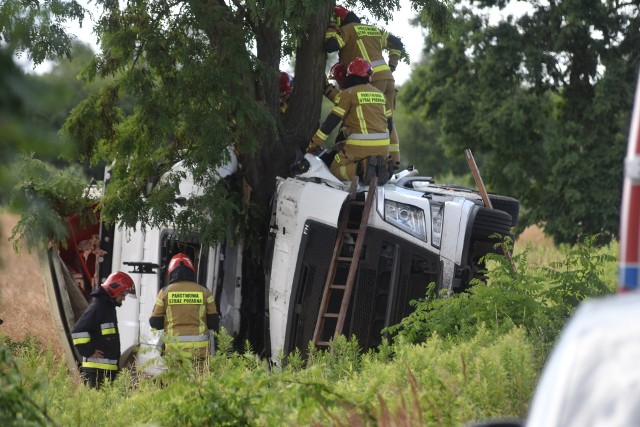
left=401, top=0, right=640, bottom=244
left=1, top=0, right=449, bottom=251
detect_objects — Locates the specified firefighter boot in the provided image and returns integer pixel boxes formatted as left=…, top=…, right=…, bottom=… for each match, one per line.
left=375, top=155, right=392, bottom=185
left=363, top=156, right=378, bottom=185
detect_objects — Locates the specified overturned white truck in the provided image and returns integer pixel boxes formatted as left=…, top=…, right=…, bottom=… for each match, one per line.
left=42, top=152, right=518, bottom=372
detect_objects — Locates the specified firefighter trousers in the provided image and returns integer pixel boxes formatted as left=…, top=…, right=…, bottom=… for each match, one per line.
left=81, top=368, right=118, bottom=389
left=371, top=78, right=400, bottom=167
left=330, top=143, right=389, bottom=182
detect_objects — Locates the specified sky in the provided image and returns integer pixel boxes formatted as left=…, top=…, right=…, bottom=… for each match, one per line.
left=19, top=0, right=426, bottom=86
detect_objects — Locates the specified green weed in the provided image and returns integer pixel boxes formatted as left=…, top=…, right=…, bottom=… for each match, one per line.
left=2, top=236, right=619, bottom=426
left=387, top=237, right=617, bottom=360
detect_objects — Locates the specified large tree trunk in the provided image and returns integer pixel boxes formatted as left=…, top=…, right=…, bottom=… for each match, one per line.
left=237, top=2, right=333, bottom=352
left=244, top=2, right=333, bottom=206
left=283, top=2, right=334, bottom=151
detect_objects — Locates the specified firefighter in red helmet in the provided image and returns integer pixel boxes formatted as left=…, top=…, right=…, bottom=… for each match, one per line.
left=323, top=62, right=347, bottom=104
left=280, top=71, right=294, bottom=113
left=330, top=62, right=347, bottom=88
left=324, top=5, right=405, bottom=169
left=149, top=253, right=218, bottom=368
left=308, top=57, right=394, bottom=185
left=72, top=271, right=135, bottom=388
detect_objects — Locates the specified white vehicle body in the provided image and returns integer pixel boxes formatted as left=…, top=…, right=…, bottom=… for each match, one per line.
left=466, top=293, right=640, bottom=427
left=43, top=152, right=518, bottom=371
left=526, top=292, right=640, bottom=427
left=264, top=154, right=517, bottom=360
left=42, top=147, right=244, bottom=374
left=113, top=153, right=243, bottom=373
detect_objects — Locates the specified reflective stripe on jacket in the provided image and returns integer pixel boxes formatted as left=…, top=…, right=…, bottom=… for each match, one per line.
left=326, top=22, right=403, bottom=83
left=71, top=293, right=121, bottom=371
left=83, top=357, right=119, bottom=370
left=151, top=281, right=217, bottom=344
left=312, top=83, right=391, bottom=149
left=164, top=334, right=210, bottom=353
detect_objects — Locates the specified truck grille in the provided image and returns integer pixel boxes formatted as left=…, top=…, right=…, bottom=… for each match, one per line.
left=285, top=221, right=439, bottom=355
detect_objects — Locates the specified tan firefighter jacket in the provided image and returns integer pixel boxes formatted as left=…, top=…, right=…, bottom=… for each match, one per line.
left=311, top=83, right=391, bottom=150
left=151, top=280, right=217, bottom=355
left=325, top=22, right=404, bottom=84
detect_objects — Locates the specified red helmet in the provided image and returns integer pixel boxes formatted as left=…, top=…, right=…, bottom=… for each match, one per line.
left=279, top=71, right=293, bottom=95
left=347, top=57, right=372, bottom=78
left=168, top=253, right=195, bottom=275
left=334, top=6, right=350, bottom=20
left=330, top=62, right=347, bottom=87
left=101, top=272, right=135, bottom=299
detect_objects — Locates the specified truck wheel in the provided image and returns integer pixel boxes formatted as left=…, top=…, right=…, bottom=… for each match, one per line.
left=470, top=241, right=493, bottom=278
left=488, top=194, right=520, bottom=227
left=459, top=241, right=494, bottom=291
left=454, top=189, right=520, bottom=227
left=471, top=207, right=513, bottom=241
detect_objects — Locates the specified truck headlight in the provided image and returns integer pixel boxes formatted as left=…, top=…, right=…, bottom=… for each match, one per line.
left=384, top=200, right=426, bottom=241
left=430, top=202, right=444, bottom=248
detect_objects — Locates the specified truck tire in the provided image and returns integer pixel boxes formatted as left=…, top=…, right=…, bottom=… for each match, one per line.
left=488, top=194, right=520, bottom=227
left=468, top=240, right=492, bottom=280
left=471, top=207, right=513, bottom=241
left=446, top=188, right=520, bottom=227
left=440, top=188, right=520, bottom=227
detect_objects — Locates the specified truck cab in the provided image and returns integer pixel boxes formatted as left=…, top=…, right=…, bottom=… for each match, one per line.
left=264, top=155, right=518, bottom=360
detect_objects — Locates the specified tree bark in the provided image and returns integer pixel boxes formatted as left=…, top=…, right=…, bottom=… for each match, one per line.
left=236, top=1, right=334, bottom=352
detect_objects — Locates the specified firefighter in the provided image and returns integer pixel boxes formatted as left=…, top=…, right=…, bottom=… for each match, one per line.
left=307, top=57, right=393, bottom=185
left=280, top=71, right=294, bottom=113
left=323, top=61, right=347, bottom=104
left=149, top=253, right=219, bottom=367
left=71, top=271, right=135, bottom=388
left=320, top=62, right=349, bottom=161
left=324, top=5, right=405, bottom=169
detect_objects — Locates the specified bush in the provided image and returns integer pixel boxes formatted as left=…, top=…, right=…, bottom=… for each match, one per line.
left=387, top=237, right=616, bottom=358
left=339, top=327, right=539, bottom=426
left=0, top=334, right=57, bottom=426
left=2, top=237, right=618, bottom=427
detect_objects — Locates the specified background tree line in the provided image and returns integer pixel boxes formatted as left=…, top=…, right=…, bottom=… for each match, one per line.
left=400, top=0, right=639, bottom=244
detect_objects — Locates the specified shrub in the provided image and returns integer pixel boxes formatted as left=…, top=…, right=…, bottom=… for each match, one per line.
left=387, top=236, right=617, bottom=358
left=0, top=334, right=57, bottom=426
left=3, top=237, right=618, bottom=427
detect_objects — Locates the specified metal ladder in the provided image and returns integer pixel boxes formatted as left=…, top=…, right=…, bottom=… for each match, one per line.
left=312, top=176, right=377, bottom=348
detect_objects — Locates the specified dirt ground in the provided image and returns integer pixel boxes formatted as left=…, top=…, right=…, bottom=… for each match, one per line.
left=0, top=213, right=62, bottom=355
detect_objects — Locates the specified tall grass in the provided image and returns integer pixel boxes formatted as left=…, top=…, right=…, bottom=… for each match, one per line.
left=1, top=236, right=619, bottom=427
left=1, top=330, right=537, bottom=427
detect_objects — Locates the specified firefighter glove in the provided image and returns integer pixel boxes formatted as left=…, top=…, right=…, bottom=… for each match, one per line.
left=306, top=142, right=322, bottom=156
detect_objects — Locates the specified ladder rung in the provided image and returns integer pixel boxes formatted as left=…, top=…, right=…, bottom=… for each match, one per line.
left=323, top=313, right=339, bottom=318
left=330, top=284, right=346, bottom=290
left=336, top=256, right=353, bottom=262
left=317, top=341, right=331, bottom=347
left=344, top=228, right=360, bottom=233
left=350, top=200, right=365, bottom=205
